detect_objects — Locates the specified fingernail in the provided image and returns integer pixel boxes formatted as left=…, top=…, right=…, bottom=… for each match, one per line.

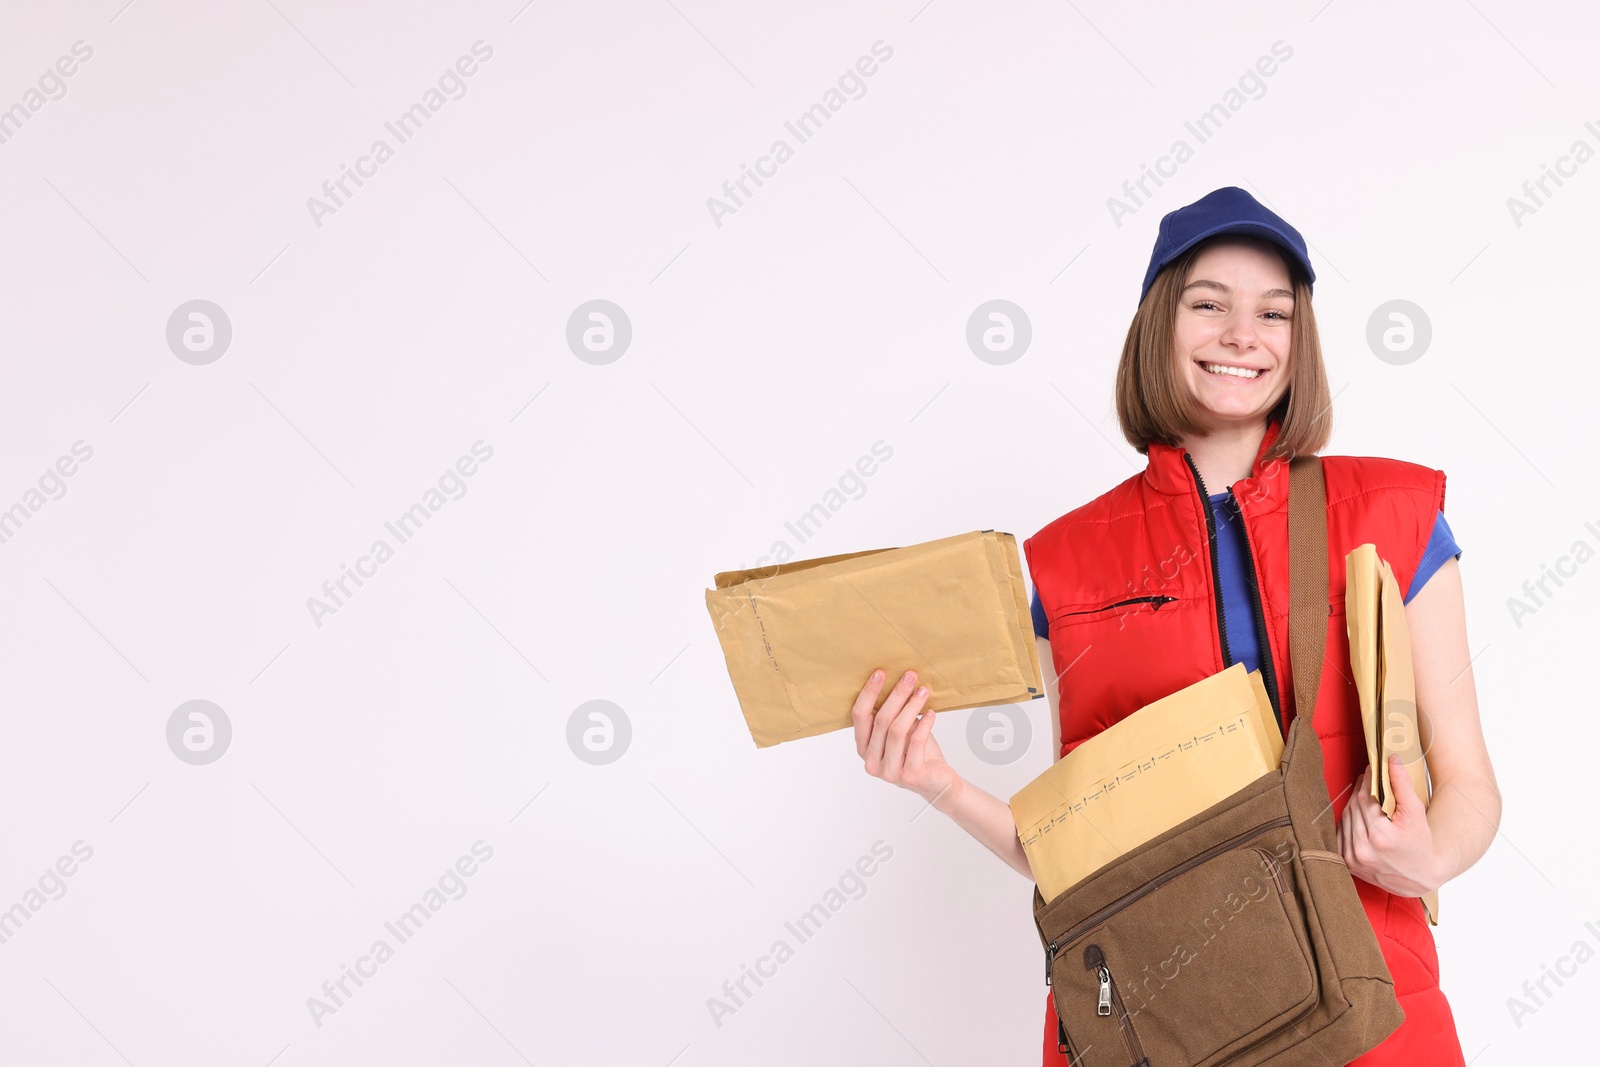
left=871, top=669, right=882, bottom=682
left=916, top=686, right=928, bottom=697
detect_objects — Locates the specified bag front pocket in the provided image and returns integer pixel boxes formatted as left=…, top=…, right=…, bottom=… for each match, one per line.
left=1046, top=826, right=1319, bottom=1067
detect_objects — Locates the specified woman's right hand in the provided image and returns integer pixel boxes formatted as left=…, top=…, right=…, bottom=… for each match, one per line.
left=851, top=668, right=964, bottom=810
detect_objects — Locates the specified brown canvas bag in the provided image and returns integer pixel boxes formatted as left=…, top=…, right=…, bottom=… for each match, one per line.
left=1032, top=455, right=1405, bottom=1066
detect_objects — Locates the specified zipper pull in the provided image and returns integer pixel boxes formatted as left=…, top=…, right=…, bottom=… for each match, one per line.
left=1084, top=944, right=1113, bottom=1016
left=1045, top=941, right=1054, bottom=986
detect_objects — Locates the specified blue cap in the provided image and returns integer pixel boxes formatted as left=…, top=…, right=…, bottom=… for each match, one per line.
left=1139, top=186, right=1315, bottom=306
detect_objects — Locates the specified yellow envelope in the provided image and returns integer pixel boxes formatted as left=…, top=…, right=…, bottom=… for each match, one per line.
left=705, top=530, right=1044, bottom=748
left=1346, top=543, right=1438, bottom=925
left=1010, top=663, right=1284, bottom=905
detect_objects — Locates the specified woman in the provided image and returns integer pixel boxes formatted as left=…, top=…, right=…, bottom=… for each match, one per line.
left=851, top=187, right=1501, bottom=1065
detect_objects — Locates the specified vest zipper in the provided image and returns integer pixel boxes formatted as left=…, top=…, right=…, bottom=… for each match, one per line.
left=1181, top=453, right=1235, bottom=669
left=1232, top=491, right=1286, bottom=736
left=1084, top=944, right=1150, bottom=1067
left=1182, top=452, right=1284, bottom=737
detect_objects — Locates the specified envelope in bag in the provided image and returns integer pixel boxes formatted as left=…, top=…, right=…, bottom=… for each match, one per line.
left=1345, top=542, right=1439, bottom=925
left=1010, top=662, right=1284, bottom=904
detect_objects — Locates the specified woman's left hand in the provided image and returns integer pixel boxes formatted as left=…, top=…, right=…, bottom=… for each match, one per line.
left=1337, top=755, right=1450, bottom=898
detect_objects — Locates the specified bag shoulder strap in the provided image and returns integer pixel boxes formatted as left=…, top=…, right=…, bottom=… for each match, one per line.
left=1287, top=454, right=1329, bottom=729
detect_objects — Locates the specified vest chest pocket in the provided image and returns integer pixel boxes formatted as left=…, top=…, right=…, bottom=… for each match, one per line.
left=1045, top=595, right=1194, bottom=729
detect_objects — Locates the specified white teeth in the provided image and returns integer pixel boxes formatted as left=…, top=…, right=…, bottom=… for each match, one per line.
left=1203, top=362, right=1261, bottom=379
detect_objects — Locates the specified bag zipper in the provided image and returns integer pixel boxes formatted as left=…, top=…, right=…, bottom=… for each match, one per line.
left=1182, top=452, right=1284, bottom=736
left=1055, top=595, right=1177, bottom=617
left=1046, top=814, right=1292, bottom=954
left=1056, top=1009, right=1080, bottom=1062
left=1254, top=845, right=1289, bottom=895
left=1047, top=945, right=1086, bottom=1063
left=1084, top=944, right=1150, bottom=1067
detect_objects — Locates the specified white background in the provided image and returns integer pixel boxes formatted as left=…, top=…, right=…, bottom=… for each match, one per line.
left=0, top=1, right=1594, bottom=1064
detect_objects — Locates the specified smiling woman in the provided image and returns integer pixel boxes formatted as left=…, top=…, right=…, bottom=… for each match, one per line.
left=848, top=187, right=1500, bottom=1067
left=305, top=40, right=496, bottom=229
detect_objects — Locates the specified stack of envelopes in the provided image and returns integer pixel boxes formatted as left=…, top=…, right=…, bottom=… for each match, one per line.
left=705, top=530, right=1045, bottom=748
left=1346, top=542, right=1439, bottom=925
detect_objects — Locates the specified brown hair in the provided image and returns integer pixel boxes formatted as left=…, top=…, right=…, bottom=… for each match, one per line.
left=1115, top=236, right=1332, bottom=460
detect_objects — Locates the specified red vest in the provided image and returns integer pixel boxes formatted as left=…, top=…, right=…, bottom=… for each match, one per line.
left=1025, top=416, right=1465, bottom=1066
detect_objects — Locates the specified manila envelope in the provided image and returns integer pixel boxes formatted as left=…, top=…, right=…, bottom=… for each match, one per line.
left=705, top=530, right=1045, bottom=749
left=1346, top=543, right=1439, bottom=925
left=1010, top=662, right=1284, bottom=905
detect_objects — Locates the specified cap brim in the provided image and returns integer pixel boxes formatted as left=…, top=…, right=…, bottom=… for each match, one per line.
left=1166, top=221, right=1312, bottom=283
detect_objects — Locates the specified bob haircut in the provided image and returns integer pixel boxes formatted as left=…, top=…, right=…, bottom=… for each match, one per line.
left=1115, top=234, right=1332, bottom=462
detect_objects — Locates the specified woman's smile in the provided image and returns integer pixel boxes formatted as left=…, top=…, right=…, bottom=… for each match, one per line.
left=1198, top=360, right=1264, bottom=380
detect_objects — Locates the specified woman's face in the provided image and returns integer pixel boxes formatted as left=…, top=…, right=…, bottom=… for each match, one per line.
left=1172, top=237, right=1295, bottom=434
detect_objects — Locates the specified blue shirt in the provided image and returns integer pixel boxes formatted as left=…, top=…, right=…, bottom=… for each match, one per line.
left=1031, top=499, right=1460, bottom=676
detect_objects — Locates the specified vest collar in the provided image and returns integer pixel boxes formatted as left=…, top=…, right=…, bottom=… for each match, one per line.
left=1142, top=415, right=1289, bottom=508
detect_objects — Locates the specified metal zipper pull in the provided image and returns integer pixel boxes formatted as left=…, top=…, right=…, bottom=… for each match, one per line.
left=1046, top=941, right=1055, bottom=986
left=1084, top=943, right=1148, bottom=1065
left=1084, top=943, right=1114, bottom=1016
